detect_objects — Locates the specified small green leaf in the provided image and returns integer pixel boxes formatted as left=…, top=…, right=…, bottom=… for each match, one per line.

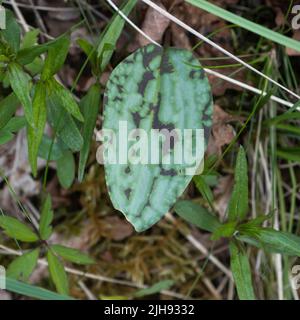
left=47, top=93, right=83, bottom=152
left=47, top=250, right=69, bottom=295
left=1, top=9, right=20, bottom=52
left=6, top=277, right=73, bottom=300
left=41, top=35, right=70, bottom=80
left=133, top=280, right=174, bottom=298
left=78, top=84, right=101, bottom=181
left=211, top=221, right=237, bottom=240
left=8, top=62, right=33, bottom=126
left=39, top=194, right=53, bottom=240
left=255, top=228, right=300, bottom=257
left=7, top=249, right=39, bottom=281
left=38, top=136, right=67, bottom=161
left=57, top=151, right=75, bottom=189
left=27, top=81, right=47, bottom=176
left=16, top=35, right=68, bottom=66
left=174, top=200, right=221, bottom=233
left=0, top=130, right=14, bottom=144
left=97, top=0, right=137, bottom=71
left=21, top=29, right=39, bottom=49
left=2, top=116, right=26, bottom=133
left=0, top=216, right=39, bottom=242
left=193, top=175, right=214, bottom=205
left=47, top=79, right=84, bottom=122
left=77, top=39, right=97, bottom=72
left=229, top=241, right=255, bottom=300
left=228, top=146, right=248, bottom=221
left=51, top=245, right=94, bottom=265
left=0, top=93, right=20, bottom=130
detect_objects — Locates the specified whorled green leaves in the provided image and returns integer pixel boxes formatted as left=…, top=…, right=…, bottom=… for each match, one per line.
left=103, top=44, right=213, bottom=232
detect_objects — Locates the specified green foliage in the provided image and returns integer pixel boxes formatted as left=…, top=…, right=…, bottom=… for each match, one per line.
left=97, top=0, right=137, bottom=72
left=227, top=146, right=248, bottom=221
left=39, top=194, right=53, bottom=240
left=174, top=200, right=220, bottom=233
left=229, top=242, right=255, bottom=300
left=56, top=150, right=75, bottom=189
left=6, top=277, right=73, bottom=300
left=7, top=249, right=40, bottom=281
left=0, top=216, right=38, bottom=242
left=47, top=250, right=69, bottom=295
left=176, top=145, right=300, bottom=299
left=51, top=245, right=95, bottom=265
left=186, top=0, right=300, bottom=52
left=78, top=84, right=101, bottom=181
left=27, top=81, right=47, bottom=176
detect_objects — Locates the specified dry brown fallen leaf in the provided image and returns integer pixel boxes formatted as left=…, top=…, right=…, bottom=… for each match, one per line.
left=286, top=31, right=300, bottom=56
left=206, top=105, right=243, bottom=155
left=129, top=0, right=170, bottom=51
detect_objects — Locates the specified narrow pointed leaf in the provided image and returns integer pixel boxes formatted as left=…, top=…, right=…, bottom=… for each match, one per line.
left=174, top=200, right=220, bottom=232
left=1, top=9, right=20, bottom=52
left=47, top=250, right=69, bottom=295
left=7, top=249, right=39, bottom=281
left=27, top=81, right=47, bottom=176
left=51, top=245, right=94, bottom=265
left=228, top=146, right=248, bottom=221
left=97, top=0, right=137, bottom=71
left=39, top=194, right=53, bottom=240
left=41, top=35, right=70, bottom=80
left=47, top=79, right=84, bottom=122
left=229, top=241, right=255, bottom=300
left=255, top=228, right=300, bottom=257
left=0, top=216, right=38, bottom=242
left=0, top=93, right=20, bottom=130
left=78, top=84, right=101, bottom=181
left=8, top=62, right=33, bottom=126
left=57, top=151, right=75, bottom=189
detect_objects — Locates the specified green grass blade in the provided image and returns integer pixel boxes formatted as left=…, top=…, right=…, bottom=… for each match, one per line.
left=186, top=0, right=300, bottom=52
left=6, top=277, right=74, bottom=300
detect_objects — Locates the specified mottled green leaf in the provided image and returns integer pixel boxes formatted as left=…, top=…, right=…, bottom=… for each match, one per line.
left=0, top=216, right=38, bottom=242
left=228, top=146, right=248, bottom=221
left=8, top=62, right=33, bottom=126
left=47, top=250, right=69, bottom=295
left=51, top=245, right=94, bottom=265
left=78, top=84, right=101, bottom=181
left=174, top=200, right=220, bottom=232
left=103, top=44, right=213, bottom=232
left=57, top=151, right=75, bottom=189
left=27, top=81, right=47, bottom=176
left=41, top=35, right=70, bottom=80
left=7, top=249, right=39, bottom=281
left=39, top=194, right=53, bottom=240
